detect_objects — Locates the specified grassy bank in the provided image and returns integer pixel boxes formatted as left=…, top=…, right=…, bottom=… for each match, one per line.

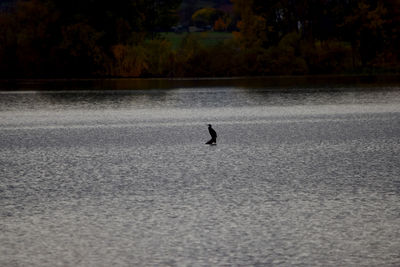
left=162, top=32, right=233, bottom=50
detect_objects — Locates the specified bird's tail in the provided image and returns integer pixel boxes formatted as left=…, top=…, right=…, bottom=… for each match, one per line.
left=206, top=138, right=216, bottom=144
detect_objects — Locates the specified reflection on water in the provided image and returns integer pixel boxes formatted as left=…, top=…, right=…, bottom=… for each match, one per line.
left=1, top=77, right=400, bottom=111
left=1, top=78, right=400, bottom=266
left=1, top=75, right=400, bottom=91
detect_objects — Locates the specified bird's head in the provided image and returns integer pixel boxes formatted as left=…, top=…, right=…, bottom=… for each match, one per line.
left=208, top=124, right=212, bottom=127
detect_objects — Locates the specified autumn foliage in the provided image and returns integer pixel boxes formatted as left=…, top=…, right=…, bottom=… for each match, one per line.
left=0, top=0, right=399, bottom=78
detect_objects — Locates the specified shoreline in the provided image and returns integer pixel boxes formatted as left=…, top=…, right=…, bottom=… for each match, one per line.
left=1, top=73, right=399, bottom=81
left=1, top=74, right=400, bottom=91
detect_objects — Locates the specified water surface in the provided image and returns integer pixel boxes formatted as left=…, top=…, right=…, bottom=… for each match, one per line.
left=1, top=78, right=400, bottom=266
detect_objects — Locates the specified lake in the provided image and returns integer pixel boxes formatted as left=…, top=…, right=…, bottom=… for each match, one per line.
left=1, top=77, right=400, bottom=266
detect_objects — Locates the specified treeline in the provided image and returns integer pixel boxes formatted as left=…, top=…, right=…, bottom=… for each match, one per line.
left=232, top=0, right=400, bottom=75
left=0, top=0, right=399, bottom=78
left=0, top=0, right=181, bottom=77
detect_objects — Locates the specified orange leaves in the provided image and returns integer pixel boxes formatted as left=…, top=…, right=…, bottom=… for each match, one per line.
left=231, top=0, right=267, bottom=49
left=214, top=17, right=228, bottom=32
left=111, top=39, right=173, bottom=77
left=111, top=44, right=147, bottom=77
left=234, top=13, right=266, bottom=49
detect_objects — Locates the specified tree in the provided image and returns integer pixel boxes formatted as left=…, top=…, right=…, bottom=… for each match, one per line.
left=214, top=17, right=228, bottom=31
left=342, top=0, right=387, bottom=67
left=192, top=7, right=222, bottom=27
left=232, top=0, right=267, bottom=49
left=0, top=10, right=17, bottom=76
left=47, top=0, right=181, bottom=42
left=60, top=22, right=105, bottom=75
left=12, top=0, right=59, bottom=76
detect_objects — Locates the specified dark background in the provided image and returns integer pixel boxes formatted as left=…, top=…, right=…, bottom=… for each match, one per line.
left=0, top=0, right=399, bottom=78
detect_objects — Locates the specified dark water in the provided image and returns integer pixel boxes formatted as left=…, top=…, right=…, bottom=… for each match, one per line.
left=1, top=78, right=400, bottom=266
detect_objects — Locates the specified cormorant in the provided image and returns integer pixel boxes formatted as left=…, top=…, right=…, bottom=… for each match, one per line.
left=206, top=124, right=217, bottom=144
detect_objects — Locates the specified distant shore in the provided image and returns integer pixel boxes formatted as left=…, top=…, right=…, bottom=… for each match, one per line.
left=1, top=74, right=400, bottom=91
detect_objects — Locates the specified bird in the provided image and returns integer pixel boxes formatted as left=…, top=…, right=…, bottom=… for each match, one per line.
left=206, top=124, right=217, bottom=144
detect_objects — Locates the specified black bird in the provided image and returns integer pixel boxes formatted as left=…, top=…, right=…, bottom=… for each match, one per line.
left=206, top=124, right=217, bottom=144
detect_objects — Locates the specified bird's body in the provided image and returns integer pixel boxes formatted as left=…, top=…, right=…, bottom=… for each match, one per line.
left=206, top=124, right=217, bottom=144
